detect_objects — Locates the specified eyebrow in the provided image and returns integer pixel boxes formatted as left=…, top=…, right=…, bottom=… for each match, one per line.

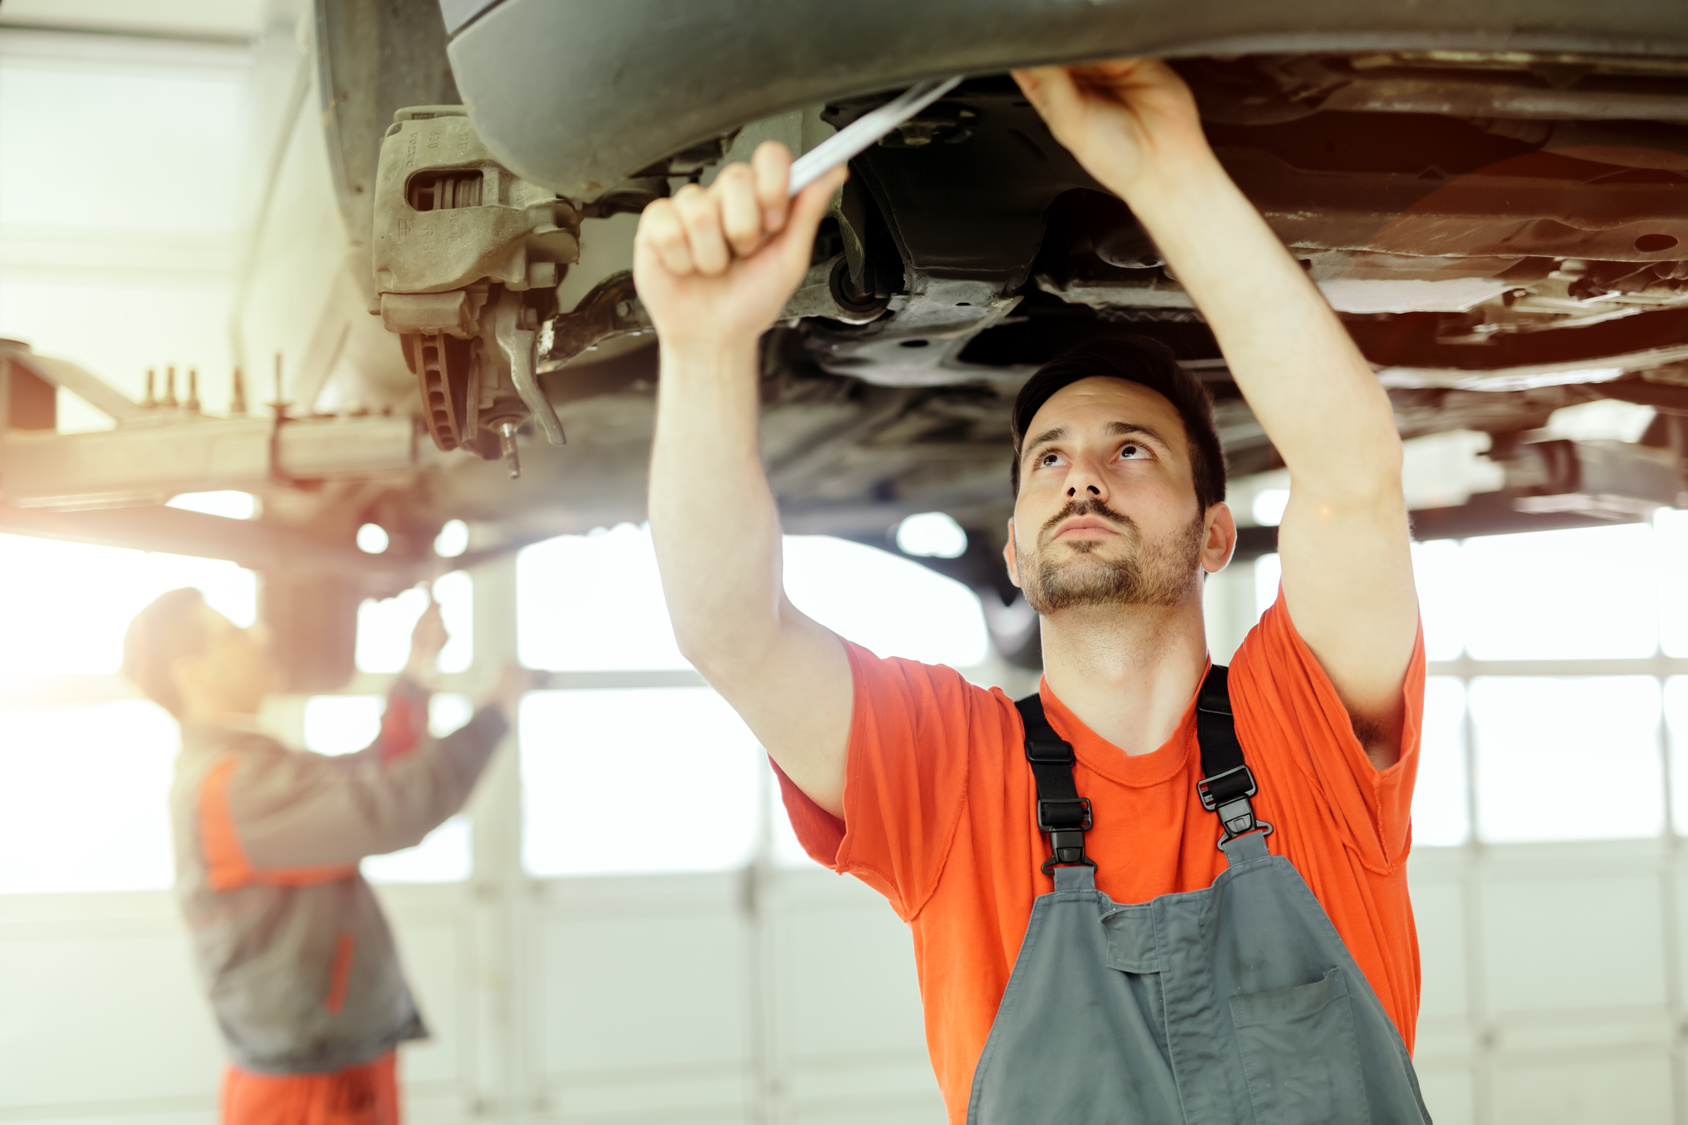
left=1107, top=420, right=1171, bottom=447
left=1023, top=420, right=1172, bottom=458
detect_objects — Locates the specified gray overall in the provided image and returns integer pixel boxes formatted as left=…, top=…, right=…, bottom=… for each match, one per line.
left=967, top=666, right=1430, bottom=1125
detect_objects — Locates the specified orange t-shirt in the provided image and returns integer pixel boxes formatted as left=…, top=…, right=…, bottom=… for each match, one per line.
left=775, top=594, right=1426, bottom=1124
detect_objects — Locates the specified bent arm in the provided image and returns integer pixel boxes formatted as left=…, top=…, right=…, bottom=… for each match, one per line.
left=343, top=675, right=430, bottom=764
left=1017, top=62, right=1418, bottom=766
left=649, top=346, right=853, bottom=815
left=639, top=149, right=854, bottom=816
left=1131, top=150, right=1417, bottom=765
left=205, top=709, right=509, bottom=885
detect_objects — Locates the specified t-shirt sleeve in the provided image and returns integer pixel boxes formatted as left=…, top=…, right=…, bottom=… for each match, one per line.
left=1231, top=591, right=1426, bottom=871
left=772, top=641, right=990, bottom=920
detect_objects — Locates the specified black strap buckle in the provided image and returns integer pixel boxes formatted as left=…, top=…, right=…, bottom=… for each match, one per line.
left=1196, top=764, right=1272, bottom=845
left=1036, top=796, right=1093, bottom=834
left=1037, top=796, right=1094, bottom=875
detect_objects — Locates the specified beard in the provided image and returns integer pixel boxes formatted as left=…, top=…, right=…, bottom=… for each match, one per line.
left=1019, top=497, right=1206, bottom=614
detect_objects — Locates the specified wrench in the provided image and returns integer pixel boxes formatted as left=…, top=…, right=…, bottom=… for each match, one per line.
left=787, top=76, right=963, bottom=196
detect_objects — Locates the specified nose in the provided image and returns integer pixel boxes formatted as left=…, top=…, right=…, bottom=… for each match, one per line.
left=1064, top=453, right=1109, bottom=502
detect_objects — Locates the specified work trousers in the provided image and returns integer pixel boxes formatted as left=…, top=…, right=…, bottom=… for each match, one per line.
left=221, top=1051, right=398, bottom=1125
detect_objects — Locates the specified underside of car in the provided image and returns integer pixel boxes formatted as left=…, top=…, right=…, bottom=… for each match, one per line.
left=4, top=0, right=1687, bottom=673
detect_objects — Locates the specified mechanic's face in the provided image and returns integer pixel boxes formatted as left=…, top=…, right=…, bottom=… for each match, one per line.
left=176, top=606, right=274, bottom=718
left=1005, top=377, right=1233, bottom=614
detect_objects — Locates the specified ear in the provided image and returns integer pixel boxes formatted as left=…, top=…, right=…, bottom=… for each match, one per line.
left=1002, top=515, right=1024, bottom=588
left=1200, top=502, right=1237, bottom=574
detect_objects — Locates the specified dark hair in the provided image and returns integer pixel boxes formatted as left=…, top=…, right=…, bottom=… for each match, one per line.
left=1010, top=336, right=1227, bottom=510
left=122, top=587, right=210, bottom=719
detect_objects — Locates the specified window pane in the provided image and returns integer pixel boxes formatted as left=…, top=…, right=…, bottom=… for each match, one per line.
left=0, top=701, right=177, bottom=893
left=1411, top=540, right=1465, bottom=661
left=1660, top=509, right=1688, bottom=659
left=1462, top=526, right=1658, bottom=660
left=521, top=688, right=761, bottom=876
left=517, top=525, right=990, bottom=671
left=0, top=61, right=242, bottom=232
left=355, top=574, right=472, bottom=674
left=1667, top=678, right=1688, bottom=834
left=0, top=47, right=247, bottom=430
left=1254, top=553, right=1281, bottom=619
left=783, top=536, right=987, bottom=667
left=517, top=525, right=688, bottom=671
left=0, top=534, right=254, bottom=675
left=429, top=692, right=474, bottom=736
left=303, top=695, right=382, bottom=757
left=1413, top=677, right=1470, bottom=846
left=1472, top=677, right=1662, bottom=843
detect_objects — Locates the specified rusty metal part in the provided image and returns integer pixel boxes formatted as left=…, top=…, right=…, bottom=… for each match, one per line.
left=1189, top=54, right=1688, bottom=125
left=494, top=294, right=561, bottom=446
left=403, top=332, right=481, bottom=452
left=0, top=339, right=143, bottom=423
left=0, top=413, right=419, bottom=507
left=535, top=272, right=654, bottom=374
left=381, top=290, right=482, bottom=337
left=371, top=107, right=579, bottom=296
left=496, top=419, right=521, bottom=478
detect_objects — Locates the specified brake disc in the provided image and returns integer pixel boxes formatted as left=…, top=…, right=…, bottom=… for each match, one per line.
left=403, top=332, right=481, bottom=452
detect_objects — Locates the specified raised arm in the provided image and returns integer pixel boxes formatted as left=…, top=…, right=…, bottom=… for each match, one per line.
left=201, top=665, right=529, bottom=888
left=1016, top=61, right=1418, bottom=768
left=636, top=149, right=854, bottom=815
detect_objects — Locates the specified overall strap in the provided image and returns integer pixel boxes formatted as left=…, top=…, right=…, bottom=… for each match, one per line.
left=1015, top=694, right=1095, bottom=876
left=1195, top=665, right=1273, bottom=846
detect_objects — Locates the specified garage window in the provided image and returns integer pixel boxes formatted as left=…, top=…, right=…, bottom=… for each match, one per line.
left=1258, top=509, right=1687, bottom=847
left=520, top=688, right=763, bottom=877
left=515, top=525, right=989, bottom=874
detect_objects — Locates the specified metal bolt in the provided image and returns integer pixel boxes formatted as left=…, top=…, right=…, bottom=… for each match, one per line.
left=497, top=420, right=521, bottom=480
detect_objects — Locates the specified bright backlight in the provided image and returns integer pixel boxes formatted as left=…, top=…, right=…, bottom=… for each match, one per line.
left=435, top=519, right=470, bottom=558
left=356, top=523, right=390, bottom=554
left=896, top=512, right=968, bottom=558
left=0, top=534, right=254, bottom=676
left=1251, top=489, right=1290, bottom=527
left=167, top=491, right=257, bottom=520
left=517, top=525, right=988, bottom=671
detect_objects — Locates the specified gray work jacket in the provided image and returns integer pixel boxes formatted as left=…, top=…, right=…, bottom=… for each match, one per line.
left=168, top=679, right=507, bottom=1073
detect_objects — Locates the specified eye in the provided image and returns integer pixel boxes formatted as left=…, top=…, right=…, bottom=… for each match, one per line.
left=1037, top=449, right=1063, bottom=468
left=1118, top=441, right=1150, bottom=460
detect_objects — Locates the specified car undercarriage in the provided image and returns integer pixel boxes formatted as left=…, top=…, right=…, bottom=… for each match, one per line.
left=4, top=0, right=1687, bottom=674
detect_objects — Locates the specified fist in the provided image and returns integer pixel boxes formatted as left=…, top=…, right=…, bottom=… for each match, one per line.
left=1011, top=59, right=1208, bottom=198
left=633, top=141, right=846, bottom=352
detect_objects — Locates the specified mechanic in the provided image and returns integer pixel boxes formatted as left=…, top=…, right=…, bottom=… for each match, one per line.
left=122, top=588, right=527, bottom=1125
left=636, top=56, right=1429, bottom=1123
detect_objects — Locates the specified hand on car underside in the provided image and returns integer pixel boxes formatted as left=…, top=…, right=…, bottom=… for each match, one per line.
left=632, top=144, right=847, bottom=351
left=1011, top=59, right=1211, bottom=200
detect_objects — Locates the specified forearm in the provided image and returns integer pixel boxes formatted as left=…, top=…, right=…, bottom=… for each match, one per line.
left=1121, top=152, right=1402, bottom=496
left=648, top=340, right=789, bottom=677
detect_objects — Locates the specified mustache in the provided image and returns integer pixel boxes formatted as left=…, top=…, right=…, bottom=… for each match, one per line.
left=1039, top=497, right=1136, bottom=542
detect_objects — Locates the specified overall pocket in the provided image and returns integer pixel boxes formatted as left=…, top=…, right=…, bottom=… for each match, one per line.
left=1229, top=968, right=1372, bottom=1125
